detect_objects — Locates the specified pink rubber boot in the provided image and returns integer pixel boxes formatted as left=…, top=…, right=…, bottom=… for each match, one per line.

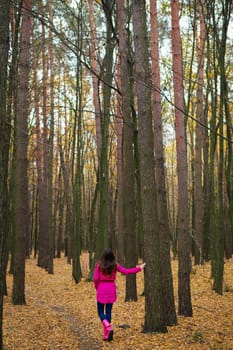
left=102, top=319, right=113, bottom=341
left=102, top=321, right=108, bottom=340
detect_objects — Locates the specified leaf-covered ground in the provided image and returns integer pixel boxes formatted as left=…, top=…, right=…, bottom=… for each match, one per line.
left=3, top=254, right=233, bottom=349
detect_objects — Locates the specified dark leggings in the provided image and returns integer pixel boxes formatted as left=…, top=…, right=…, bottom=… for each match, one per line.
left=97, top=301, right=113, bottom=323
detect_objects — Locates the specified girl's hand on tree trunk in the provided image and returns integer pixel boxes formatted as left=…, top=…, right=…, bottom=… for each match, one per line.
left=138, top=263, right=146, bottom=270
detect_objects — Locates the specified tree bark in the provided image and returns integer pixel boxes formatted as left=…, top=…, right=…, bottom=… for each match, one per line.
left=171, top=0, right=192, bottom=316
left=37, top=0, right=49, bottom=269
left=33, top=35, right=43, bottom=261
left=194, top=0, right=205, bottom=265
left=72, top=3, right=84, bottom=283
left=222, top=0, right=233, bottom=260
left=150, top=0, right=177, bottom=326
left=115, top=70, right=124, bottom=263
left=87, top=0, right=102, bottom=160
left=7, top=4, right=22, bottom=271
left=0, top=0, right=11, bottom=345
left=118, top=0, right=138, bottom=301
left=213, top=0, right=232, bottom=294
left=95, top=0, right=115, bottom=258
left=12, top=0, right=32, bottom=305
left=132, top=0, right=167, bottom=333
left=47, top=0, right=55, bottom=274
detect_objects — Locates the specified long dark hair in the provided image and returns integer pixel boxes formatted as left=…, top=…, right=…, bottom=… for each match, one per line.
left=99, top=248, right=117, bottom=275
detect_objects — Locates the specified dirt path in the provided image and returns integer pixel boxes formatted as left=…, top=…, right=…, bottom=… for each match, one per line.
left=50, top=305, right=102, bottom=350
left=4, top=257, right=105, bottom=349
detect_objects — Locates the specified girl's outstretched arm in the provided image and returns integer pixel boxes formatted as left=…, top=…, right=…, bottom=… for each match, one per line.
left=117, top=262, right=146, bottom=275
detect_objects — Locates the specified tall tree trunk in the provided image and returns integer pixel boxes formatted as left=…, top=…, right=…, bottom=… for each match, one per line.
left=47, top=0, right=55, bottom=274
left=87, top=0, right=102, bottom=159
left=12, top=0, right=32, bottom=305
left=56, top=175, right=64, bottom=259
left=0, top=0, right=11, bottom=345
left=150, top=0, right=177, bottom=326
left=171, top=0, right=192, bottom=316
left=132, top=0, right=167, bottom=333
left=37, top=1, right=49, bottom=269
left=115, top=72, right=124, bottom=263
left=54, top=72, right=62, bottom=259
left=222, top=0, right=233, bottom=260
left=167, top=143, right=178, bottom=257
left=72, top=2, right=84, bottom=282
left=59, top=140, right=73, bottom=262
left=202, top=1, right=211, bottom=261
left=212, top=0, right=232, bottom=293
left=194, top=0, right=205, bottom=265
left=87, top=0, right=102, bottom=268
left=132, top=105, right=144, bottom=259
left=95, top=0, right=115, bottom=258
left=206, top=4, right=218, bottom=287
left=8, top=4, right=22, bottom=272
left=118, top=0, right=138, bottom=301
left=33, top=36, right=43, bottom=263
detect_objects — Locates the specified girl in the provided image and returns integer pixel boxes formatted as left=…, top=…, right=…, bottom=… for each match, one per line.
left=93, top=248, right=146, bottom=341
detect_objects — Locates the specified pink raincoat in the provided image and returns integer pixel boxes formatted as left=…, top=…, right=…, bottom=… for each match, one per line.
left=94, top=263, right=141, bottom=304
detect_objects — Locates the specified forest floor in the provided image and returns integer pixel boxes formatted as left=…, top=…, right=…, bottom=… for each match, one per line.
left=3, top=253, right=233, bottom=350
